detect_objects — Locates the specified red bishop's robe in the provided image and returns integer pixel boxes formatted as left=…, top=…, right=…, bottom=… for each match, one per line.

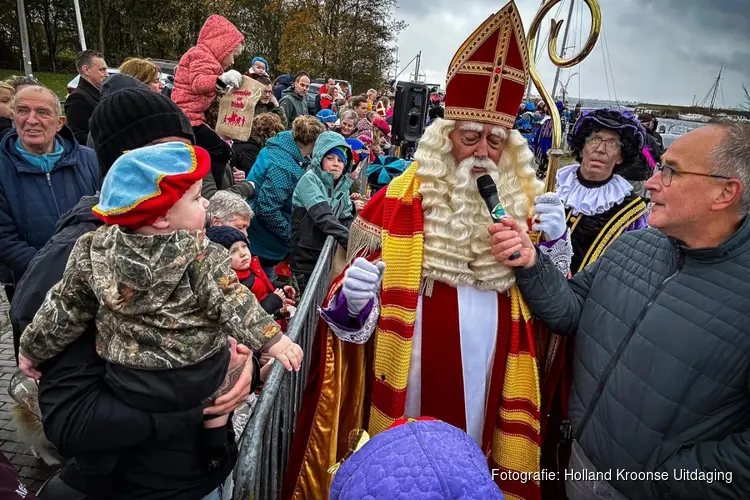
left=283, top=163, right=553, bottom=500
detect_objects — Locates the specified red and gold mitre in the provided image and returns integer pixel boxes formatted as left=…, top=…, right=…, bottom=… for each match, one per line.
left=443, top=1, right=529, bottom=129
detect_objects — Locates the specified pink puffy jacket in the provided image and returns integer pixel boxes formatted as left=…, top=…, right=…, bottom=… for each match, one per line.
left=172, top=15, right=244, bottom=127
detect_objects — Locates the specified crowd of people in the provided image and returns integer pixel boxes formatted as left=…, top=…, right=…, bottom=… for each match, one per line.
left=0, top=3, right=749, bottom=500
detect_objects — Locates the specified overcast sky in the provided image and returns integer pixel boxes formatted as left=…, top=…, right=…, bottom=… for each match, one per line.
left=394, top=0, right=749, bottom=108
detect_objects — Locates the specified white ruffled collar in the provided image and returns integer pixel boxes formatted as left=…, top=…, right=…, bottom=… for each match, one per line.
left=556, top=164, right=633, bottom=216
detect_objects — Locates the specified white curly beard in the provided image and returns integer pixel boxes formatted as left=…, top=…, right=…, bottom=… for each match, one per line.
left=415, top=120, right=543, bottom=292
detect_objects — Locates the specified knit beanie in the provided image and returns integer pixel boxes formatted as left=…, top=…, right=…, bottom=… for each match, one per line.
left=316, top=109, right=338, bottom=124
left=206, top=225, right=249, bottom=250
left=93, top=142, right=210, bottom=229
left=90, top=88, right=195, bottom=177
left=325, top=146, right=348, bottom=165
left=251, top=56, right=269, bottom=72
left=357, top=118, right=373, bottom=139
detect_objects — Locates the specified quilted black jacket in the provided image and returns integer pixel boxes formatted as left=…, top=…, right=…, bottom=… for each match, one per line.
left=516, top=219, right=750, bottom=499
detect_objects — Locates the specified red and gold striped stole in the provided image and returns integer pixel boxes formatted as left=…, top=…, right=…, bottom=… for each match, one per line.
left=364, top=163, right=541, bottom=499
left=367, top=163, right=424, bottom=434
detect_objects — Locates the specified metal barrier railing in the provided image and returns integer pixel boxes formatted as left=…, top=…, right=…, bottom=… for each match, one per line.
left=232, top=235, right=338, bottom=500
left=358, top=157, right=370, bottom=196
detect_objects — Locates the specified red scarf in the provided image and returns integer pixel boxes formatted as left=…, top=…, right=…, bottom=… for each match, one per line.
left=249, top=256, right=275, bottom=302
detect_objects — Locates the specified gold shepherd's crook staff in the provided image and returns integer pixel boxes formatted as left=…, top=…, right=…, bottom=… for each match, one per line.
left=526, top=0, right=602, bottom=243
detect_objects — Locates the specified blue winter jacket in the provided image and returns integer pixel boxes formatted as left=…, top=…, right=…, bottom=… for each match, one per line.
left=247, top=131, right=306, bottom=262
left=0, top=126, right=100, bottom=282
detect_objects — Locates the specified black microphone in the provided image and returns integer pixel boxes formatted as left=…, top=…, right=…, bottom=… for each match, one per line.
left=477, top=174, right=521, bottom=261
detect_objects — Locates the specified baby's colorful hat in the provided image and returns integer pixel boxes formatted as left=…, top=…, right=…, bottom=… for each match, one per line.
left=251, top=56, right=269, bottom=72
left=329, top=417, right=504, bottom=499
left=93, top=142, right=210, bottom=229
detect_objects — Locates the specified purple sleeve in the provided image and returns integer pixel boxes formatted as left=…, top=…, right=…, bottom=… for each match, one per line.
left=538, top=228, right=569, bottom=248
left=320, top=291, right=374, bottom=332
left=626, top=213, right=649, bottom=232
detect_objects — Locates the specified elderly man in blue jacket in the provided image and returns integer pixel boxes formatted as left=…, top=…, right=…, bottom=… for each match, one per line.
left=0, top=85, right=99, bottom=287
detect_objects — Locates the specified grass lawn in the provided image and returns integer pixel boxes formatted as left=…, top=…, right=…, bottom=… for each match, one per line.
left=0, top=69, right=76, bottom=101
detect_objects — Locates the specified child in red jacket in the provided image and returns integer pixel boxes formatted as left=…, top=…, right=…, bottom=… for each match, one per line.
left=205, top=226, right=295, bottom=322
left=171, top=15, right=245, bottom=127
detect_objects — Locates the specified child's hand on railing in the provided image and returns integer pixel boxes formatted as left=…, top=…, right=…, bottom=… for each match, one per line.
left=267, top=335, right=304, bottom=371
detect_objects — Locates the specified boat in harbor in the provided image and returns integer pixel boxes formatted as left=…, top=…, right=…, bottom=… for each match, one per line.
left=678, top=113, right=711, bottom=123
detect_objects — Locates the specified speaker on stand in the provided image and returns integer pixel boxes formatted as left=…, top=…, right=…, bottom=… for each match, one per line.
left=390, top=81, right=429, bottom=159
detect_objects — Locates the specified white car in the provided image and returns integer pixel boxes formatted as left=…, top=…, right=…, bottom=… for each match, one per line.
left=66, top=69, right=120, bottom=95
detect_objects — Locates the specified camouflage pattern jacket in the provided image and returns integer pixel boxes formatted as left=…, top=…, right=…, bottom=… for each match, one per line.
left=20, top=225, right=280, bottom=369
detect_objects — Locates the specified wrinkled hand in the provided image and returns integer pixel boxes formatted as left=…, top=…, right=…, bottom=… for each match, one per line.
left=350, top=193, right=364, bottom=201
left=532, top=193, right=567, bottom=241
left=283, top=285, right=296, bottom=300
left=220, top=70, right=243, bottom=89
left=267, top=335, right=303, bottom=371
left=343, top=258, right=386, bottom=317
left=321, top=93, right=332, bottom=100
left=489, top=218, right=537, bottom=269
left=233, top=167, right=246, bottom=184
left=353, top=199, right=366, bottom=213
left=270, top=95, right=280, bottom=107
left=18, top=354, right=40, bottom=380
left=204, top=338, right=253, bottom=416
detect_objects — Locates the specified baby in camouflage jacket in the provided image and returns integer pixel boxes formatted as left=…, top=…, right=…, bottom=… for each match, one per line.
left=18, top=142, right=303, bottom=466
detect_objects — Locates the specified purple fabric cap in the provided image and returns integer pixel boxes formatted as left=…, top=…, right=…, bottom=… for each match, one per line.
left=329, top=420, right=504, bottom=500
left=569, top=108, right=646, bottom=150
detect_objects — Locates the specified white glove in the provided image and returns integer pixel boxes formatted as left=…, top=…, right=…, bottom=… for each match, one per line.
left=532, top=192, right=567, bottom=241
left=219, top=70, right=242, bottom=89
left=342, top=258, right=386, bottom=317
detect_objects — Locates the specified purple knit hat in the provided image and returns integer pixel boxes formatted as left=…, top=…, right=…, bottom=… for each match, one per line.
left=329, top=420, right=504, bottom=500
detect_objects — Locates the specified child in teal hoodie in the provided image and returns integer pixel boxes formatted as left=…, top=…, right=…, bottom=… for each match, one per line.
left=290, top=132, right=354, bottom=294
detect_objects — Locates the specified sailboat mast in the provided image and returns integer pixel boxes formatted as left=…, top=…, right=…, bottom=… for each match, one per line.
left=551, top=0, right=576, bottom=100
left=708, top=63, right=722, bottom=116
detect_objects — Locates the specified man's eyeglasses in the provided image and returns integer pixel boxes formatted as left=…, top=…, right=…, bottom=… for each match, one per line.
left=585, top=136, right=621, bottom=150
left=655, top=163, right=732, bottom=187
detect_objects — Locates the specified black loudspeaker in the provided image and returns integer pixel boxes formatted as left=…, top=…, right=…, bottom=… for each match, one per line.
left=391, top=81, right=429, bottom=144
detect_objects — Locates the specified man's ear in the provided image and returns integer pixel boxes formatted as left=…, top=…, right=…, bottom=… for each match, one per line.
left=152, top=217, right=170, bottom=229
left=711, top=179, right=743, bottom=212
left=56, top=115, right=66, bottom=132
left=211, top=217, right=223, bottom=227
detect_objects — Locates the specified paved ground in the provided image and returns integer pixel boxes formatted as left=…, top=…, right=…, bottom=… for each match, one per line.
left=0, top=290, right=56, bottom=493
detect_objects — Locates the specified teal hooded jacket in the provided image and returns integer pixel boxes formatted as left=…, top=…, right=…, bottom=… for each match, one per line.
left=290, top=131, right=354, bottom=275
left=247, top=131, right=307, bottom=262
